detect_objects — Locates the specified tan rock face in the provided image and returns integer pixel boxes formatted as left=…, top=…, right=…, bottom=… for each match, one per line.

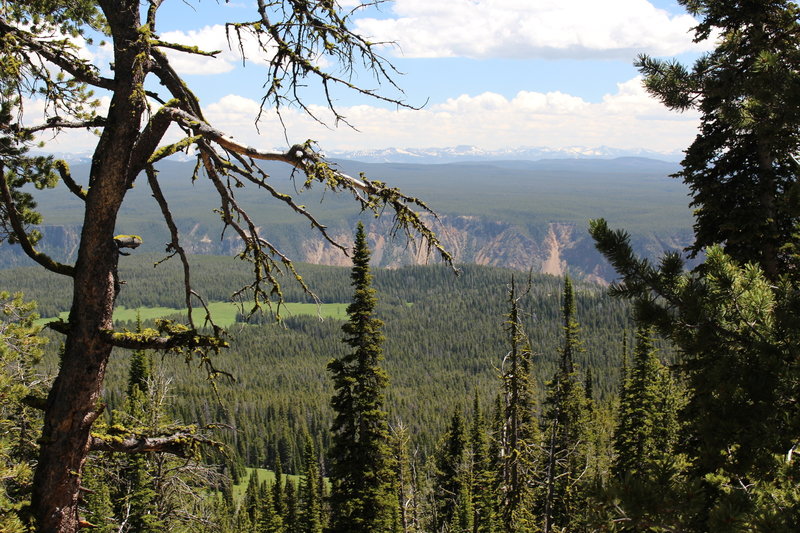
left=12, top=216, right=689, bottom=284
left=287, top=216, right=604, bottom=279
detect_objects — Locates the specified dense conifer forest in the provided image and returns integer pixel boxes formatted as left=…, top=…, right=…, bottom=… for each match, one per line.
left=2, top=254, right=637, bottom=469
left=3, top=0, right=800, bottom=531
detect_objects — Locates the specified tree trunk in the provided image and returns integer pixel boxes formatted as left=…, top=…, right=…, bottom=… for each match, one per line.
left=31, top=3, right=145, bottom=529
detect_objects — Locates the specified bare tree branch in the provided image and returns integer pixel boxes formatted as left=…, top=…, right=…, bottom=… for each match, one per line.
left=147, top=164, right=222, bottom=332
left=54, top=160, right=87, bottom=201
left=22, top=116, right=106, bottom=134
left=89, top=432, right=214, bottom=457
left=0, top=164, right=75, bottom=276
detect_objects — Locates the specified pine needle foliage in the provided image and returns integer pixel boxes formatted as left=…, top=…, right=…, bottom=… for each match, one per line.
left=498, top=276, right=539, bottom=532
left=539, top=275, right=591, bottom=533
left=328, top=222, right=395, bottom=532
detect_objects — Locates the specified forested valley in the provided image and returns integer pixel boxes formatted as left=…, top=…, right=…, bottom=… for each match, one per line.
left=2, top=247, right=678, bottom=531
left=3, top=0, right=800, bottom=531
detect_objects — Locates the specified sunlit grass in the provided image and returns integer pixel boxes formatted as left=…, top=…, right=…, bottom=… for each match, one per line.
left=36, top=301, right=348, bottom=328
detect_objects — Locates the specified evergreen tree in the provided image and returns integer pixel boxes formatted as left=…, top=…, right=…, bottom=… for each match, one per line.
left=284, top=479, right=298, bottom=533
left=258, top=481, right=282, bottom=533
left=298, top=437, right=323, bottom=533
left=498, top=277, right=538, bottom=531
left=328, top=222, right=395, bottom=532
left=590, top=2, right=800, bottom=528
left=121, top=339, right=162, bottom=533
left=433, top=410, right=470, bottom=532
left=0, top=292, right=45, bottom=532
left=243, top=471, right=262, bottom=525
left=539, top=275, right=590, bottom=533
left=636, top=1, right=800, bottom=281
left=272, top=456, right=286, bottom=526
left=81, top=461, right=117, bottom=533
left=469, top=393, right=497, bottom=533
left=608, top=326, right=689, bottom=529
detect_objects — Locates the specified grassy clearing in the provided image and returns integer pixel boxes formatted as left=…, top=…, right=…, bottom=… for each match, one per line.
left=36, top=301, right=348, bottom=327
left=230, top=468, right=323, bottom=501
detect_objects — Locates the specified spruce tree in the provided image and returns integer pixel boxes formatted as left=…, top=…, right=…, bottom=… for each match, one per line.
left=328, top=222, right=395, bottom=532
left=122, top=342, right=162, bottom=533
left=298, top=437, right=323, bottom=533
left=590, top=2, right=800, bottom=527
left=283, top=479, right=298, bottom=533
left=0, top=292, right=46, bottom=532
left=433, top=410, right=470, bottom=532
left=498, top=277, right=538, bottom=531
left=539, top=275, right=590, bottom=533
left=272, top=456, right=286, bottom=527
left=243, top=471, right=262, bottom=525
left=80, top=461, right=117, bottom=533
left=636, top=1, right=800, bottom=281
left=470, top=393, right=497, bottom=533
left=609, top=326, right=689, bottom=530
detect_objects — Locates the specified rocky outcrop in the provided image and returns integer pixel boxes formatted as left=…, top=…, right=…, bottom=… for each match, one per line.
left=275, top=215, right=688, bottom=284
left=0, top=215, right=691, bottom=284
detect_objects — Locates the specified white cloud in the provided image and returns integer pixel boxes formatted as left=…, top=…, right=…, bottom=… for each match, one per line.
left=157, top=24, right=334, bottom=76
left=30, top=77, right=699, bottom=156
left=158, top=25, right=276, bottom=75
left=353, top=0, right=709, bottom=59
left=200, top=77, right=699, bottom=153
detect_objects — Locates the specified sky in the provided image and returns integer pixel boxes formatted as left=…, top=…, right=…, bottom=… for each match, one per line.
left=38, top=0, right=712, bottom=156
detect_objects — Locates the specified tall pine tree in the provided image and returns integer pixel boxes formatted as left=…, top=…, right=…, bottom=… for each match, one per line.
left=470, top=393, right=497, bottom=533
left=539, top=275, right=590, bottom=533
left=433, top=410, right=471, bottom=532
left=498, top=277, right=538, bottom=532
left=298, top=436, right=323, bottom=533
left=590, top=1, right=800, bottom=527
left=609, top=326, right=690, bottom=530
left=328, top=222, right=395, bottom=532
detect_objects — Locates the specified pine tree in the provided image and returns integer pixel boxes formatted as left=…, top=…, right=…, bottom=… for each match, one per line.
left=272, top=456, right=286, bottom=525
left=121, top=337, right=162, bottom=533
left=470, top=393, right=497, bottom=533
left=609, top=326, right=689, bottom=530
left=298, top=437, right=323, bottom=533
left=328, top=222, right=395, bottom=532
left=539, top=275, right=590, bottom=533
left=283, top=479, right=298, bottom=533
left=0, top=292, right=46, bottom=532
left=433, top=410, right=470, bottom=532
left=81, top=461, right=117, bottom=533
left=243, top=471, right=262, bottom=525
left=636, top=1, right=800, bottom=281
left=590, top=2, right=800, bottom=527
left=498, top=277, right=538, bottom=531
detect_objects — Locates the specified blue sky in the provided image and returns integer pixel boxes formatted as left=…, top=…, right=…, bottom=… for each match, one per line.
left=40, top=0, right=711, bottom=155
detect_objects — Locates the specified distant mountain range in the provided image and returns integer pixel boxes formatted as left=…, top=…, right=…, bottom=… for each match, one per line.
left=37, top=145, right=684, bottom=165
left=325, top=145, right=684, bottom=164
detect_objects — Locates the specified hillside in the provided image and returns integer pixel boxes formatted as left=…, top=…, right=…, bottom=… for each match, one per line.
left=0, top=157, right=693, bottom=282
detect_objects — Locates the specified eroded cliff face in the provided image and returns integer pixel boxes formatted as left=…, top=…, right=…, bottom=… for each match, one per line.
left=2, top=216, right=690, bottom=284
left=272, top=215, right=672, bottom=284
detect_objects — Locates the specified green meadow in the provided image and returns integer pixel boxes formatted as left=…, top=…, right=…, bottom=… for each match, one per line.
left=36, top=301, right=348, bottom=328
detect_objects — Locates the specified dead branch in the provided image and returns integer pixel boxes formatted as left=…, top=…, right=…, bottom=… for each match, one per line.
left=88, top=432, right=213, bottom=457
left=0, top=164, right=75, bottom=276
